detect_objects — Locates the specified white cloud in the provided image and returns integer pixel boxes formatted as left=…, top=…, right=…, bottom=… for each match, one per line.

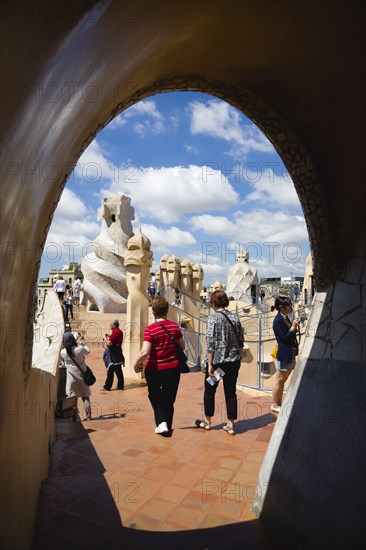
left=244, top=168, right=299, bottom=206
left=54, top=188, right=89, bottom=220
left=108, top=116, right=127, bottom=128
left=184, top=143, right=199, bottom=154
left=169, top=241, right=306, bottom=286
left=198, top=245, right=306, bottom=285
left=190, top=209, right=308, bottom=246
left=101, top=164, right=239, bottom=223
left=43, top=188, right=99, bottom=269
left=72, top=136, right=240, bottom=225
left=190, top=214, right=238, bottom=237
left=133, top=122, right=145, bottom=138
left=141, top=223, right=196, bottom=253
left=75, top=140, right=115, bottom=183
left=124, top=100, right=163, bottom=120
left=189, top=100, right=274, bottom=158
left=189, top=209, right=309, bottom=281
left=109, top=99, right=166, bottom=137
left=199, top=261, right=232, bottom=283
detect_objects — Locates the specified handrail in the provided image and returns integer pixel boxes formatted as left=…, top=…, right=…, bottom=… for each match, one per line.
left=156, top=282, right=206, bottom=305
left=156, top=283, right=210, bottom=325
left=155, top=284, right=312, bottom=389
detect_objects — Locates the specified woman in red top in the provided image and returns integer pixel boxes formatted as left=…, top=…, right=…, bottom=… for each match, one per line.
left=133, top=296, right=184, bottom=435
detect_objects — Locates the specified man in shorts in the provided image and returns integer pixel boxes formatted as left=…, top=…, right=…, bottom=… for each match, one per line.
left=73, top=277, right=81, bottom=306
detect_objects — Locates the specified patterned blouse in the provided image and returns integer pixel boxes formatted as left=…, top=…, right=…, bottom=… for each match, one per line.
left=206, top=310, right=244, bottom=365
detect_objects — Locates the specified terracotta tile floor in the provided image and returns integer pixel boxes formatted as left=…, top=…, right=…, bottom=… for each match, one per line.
left=32, top=349, right=292, bottom=549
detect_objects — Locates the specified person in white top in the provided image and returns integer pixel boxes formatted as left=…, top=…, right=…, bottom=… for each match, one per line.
left=148, top=273, right=156, bottom=305
left=53, top=276, right=66, bottom=303
left=72, top=277, right=82, bottom=306
left=60, top=332, right=92, bottom=420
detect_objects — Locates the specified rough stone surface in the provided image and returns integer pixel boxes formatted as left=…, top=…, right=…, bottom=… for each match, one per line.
left=226, top=249, right=260, bottom=302
left=299, top=282, right=365, bottom=362
left=340, top=308, right=365, bottom=327
left=123, top=229, right=152, bottom=379
left=191, top=263, right=204, bottom=300
left=331, top=328, right=362, bottom=362
left=329, top=321, right=349, bottom=348
left=254, top=359, right=366, bottom=549
left=345, top=257, right=364, bottom=284
left=332, top=281, right=361, bottom=321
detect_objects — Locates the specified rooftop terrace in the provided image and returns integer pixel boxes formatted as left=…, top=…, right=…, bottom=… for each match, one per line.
left=32, top=347, right=291, bottom=549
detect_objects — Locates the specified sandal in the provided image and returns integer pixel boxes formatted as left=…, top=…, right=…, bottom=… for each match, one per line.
left=223, top=424, right=236, bottom=435
left=195, top=419, right=211, bottom=430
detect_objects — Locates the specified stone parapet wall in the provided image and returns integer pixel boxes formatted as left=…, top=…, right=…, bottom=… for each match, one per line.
left=301, top=258, right=366, bottom=363
left=253, top=261, right=366, bottom=548
left=1, top=291, right=63, bottom=549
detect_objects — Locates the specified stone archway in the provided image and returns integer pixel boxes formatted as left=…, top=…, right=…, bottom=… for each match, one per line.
left=1, top=2, right=364, bottom=548
left=30, top=75, right=335, bottom=379
left=12, top=75, right=332, bottom=385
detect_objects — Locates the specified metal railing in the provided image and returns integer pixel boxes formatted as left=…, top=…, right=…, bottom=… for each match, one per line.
left=156, top=285, right=312, bottom=391
left=156, top=284, right=209, bottom=369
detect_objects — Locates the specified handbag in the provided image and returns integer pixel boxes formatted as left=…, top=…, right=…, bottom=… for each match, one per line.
left=270, top=344, right=278, bottom=359
left=83, top=366, right=97, bottom=386
left=157, top=322, right=190, bottom=373
left=68, top=353, right=96, bottom=386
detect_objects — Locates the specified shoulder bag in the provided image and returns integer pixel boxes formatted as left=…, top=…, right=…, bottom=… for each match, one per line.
left=217, top=310, right=242, bottom=346
left=68, top=352, right=96, bottom=386
left=157, top=322, right=190, bottom=373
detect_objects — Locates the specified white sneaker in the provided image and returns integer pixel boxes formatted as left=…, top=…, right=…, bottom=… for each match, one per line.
left=155, top=422, right=169, bottom=434
left=270, top=404, right=281, bottom=413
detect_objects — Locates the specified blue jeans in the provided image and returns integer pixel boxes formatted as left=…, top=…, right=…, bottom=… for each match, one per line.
left=276, top=357, right=296, bottom=372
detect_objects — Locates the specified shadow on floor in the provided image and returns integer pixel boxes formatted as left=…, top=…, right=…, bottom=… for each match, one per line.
left=32, top=415, right=289, bottom=550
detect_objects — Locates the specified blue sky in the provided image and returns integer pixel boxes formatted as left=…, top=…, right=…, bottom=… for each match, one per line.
left=41, top=91, right=310, bottom=285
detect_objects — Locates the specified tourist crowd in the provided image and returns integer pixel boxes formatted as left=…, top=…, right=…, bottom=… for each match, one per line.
left=59, top=290, right=298, bottom=430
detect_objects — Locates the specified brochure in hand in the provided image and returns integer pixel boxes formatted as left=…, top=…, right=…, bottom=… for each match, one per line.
left=206, top=367, right=225, bottom=386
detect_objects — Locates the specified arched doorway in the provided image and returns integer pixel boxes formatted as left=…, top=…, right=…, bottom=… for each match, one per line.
left=1, top=2, right=364, bottom=548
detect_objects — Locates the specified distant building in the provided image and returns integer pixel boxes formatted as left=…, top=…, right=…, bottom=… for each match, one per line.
left=302, top=253, right=314, bottom=304
left=259, top=276, right=304, bottom=300
left=207, top=282, right=227, bottom=293
left=37, top=263, right=83, bottom=307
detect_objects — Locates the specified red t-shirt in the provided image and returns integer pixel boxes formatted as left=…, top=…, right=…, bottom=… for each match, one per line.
left=109, top=327, right=123, bottom=347
left=144, top=320, right=183, bottom=370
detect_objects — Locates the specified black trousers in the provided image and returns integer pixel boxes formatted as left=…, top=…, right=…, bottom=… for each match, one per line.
left=145, top=367, right=180, bottom=430
left=104, top=364, right=124, bottom=390
left=204, top=361, right=240, bottom=420
left=65, top=303, right=73, bottom=320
